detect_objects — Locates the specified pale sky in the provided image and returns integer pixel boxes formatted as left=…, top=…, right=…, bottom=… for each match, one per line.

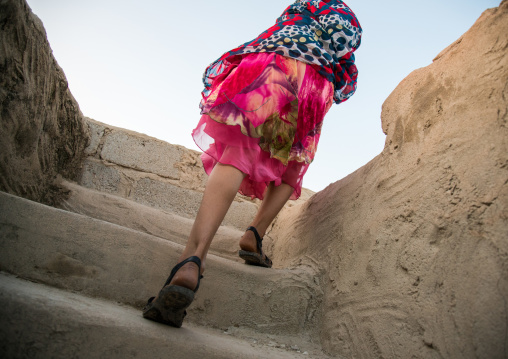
left=26, top=0, right=500, bottom=192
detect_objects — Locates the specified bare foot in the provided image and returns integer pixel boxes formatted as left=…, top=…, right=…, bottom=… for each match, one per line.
left=239, top=229, right=261, bottom=254
left=169, top=262, right=200, bottom=291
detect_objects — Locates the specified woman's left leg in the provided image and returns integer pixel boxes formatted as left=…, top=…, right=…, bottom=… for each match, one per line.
left=239, top=181, right=294, bottom=255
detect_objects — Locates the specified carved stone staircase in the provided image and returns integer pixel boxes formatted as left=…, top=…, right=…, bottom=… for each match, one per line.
left=0, top=120, right=331, bottom=358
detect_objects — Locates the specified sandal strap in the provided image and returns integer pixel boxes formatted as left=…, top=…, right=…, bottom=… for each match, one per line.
left=247, top=226, right=263, bottom=253
left=163, top=256, right=203, bottom=292
left=246, top=226, right=270, bottom=262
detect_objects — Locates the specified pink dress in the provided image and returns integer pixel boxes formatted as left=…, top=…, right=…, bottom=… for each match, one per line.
left=192, top=1, right=362, bottom=200
left=193, top=53, right=333, bottom=200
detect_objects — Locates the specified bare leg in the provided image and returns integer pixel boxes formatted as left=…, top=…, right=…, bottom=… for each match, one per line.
left=170, top=163, right=245, bottom=290
left=239, top=182, right=294, bottom=255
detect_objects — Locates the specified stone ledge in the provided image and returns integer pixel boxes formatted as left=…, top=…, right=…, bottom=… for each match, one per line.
left=57, top=180, right=243, bottom=261
left=84, top=117, right=207, bottom=189
left=0, top=273, right=323, bottom=358
left=0, top=191, right=323, bottom=337
left=77, top=157, right=258, bottom=230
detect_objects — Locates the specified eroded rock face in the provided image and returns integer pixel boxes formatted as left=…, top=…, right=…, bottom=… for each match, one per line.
left=269, top=1, right=508, bottom=358
left=0, top=0, right=88, bottom=205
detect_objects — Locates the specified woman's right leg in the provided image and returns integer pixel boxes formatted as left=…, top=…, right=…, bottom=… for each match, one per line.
left=169, top=163, right=245, bottom=290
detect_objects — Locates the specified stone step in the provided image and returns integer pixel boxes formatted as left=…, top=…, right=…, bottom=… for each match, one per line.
left=0, top=273, right=328, bottom=358
left=80, top=118, right=259, bottom=231
left=78, top=157, right=259, bottom=232
left=56, top=179, right=243, bottom=262
left=0, top=191, right=323, bottom=340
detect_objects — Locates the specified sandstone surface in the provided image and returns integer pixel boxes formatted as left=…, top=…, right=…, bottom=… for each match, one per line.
left=268, top=1, right=508, bottom=357
left=0, top=0, right=88, bottom=205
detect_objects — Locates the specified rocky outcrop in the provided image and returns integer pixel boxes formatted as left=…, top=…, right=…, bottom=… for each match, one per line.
left=268, top=1, right=508, bottom=358
left=0, top=0, right=88, bottom=205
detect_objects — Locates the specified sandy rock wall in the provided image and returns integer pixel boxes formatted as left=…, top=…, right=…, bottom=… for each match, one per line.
left=0, top=0, right=89, bottom=205
left=269, top=2, right=508, bottom=358
left=82, top=118, right=208, bottom=194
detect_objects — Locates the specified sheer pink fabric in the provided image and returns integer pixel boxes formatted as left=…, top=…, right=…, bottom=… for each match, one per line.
left=193, top=53, right=333, bottom=200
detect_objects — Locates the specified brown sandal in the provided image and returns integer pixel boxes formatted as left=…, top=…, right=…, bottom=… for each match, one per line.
left=142, top=256, right=203, bottom=328
left=239, top=226, right=273, bottom=268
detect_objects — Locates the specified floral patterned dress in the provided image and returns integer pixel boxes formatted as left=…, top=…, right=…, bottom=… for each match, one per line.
left=192, top=0, right=362, bottom=200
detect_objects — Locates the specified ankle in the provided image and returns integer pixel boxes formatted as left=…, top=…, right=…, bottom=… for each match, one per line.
left=177, top=253, right=206, bottom=274
left=248, top=224, right=268, bottom=238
